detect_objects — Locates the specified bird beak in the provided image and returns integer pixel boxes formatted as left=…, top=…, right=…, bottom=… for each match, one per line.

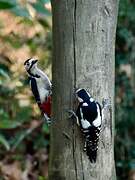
left=33, top=59, right=38, bottom=64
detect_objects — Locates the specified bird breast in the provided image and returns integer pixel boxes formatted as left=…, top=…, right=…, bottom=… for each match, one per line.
left=36, top=78, right=49, bottom=103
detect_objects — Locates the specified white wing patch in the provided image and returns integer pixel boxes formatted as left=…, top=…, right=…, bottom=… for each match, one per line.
left=82, top=102, right=88, bottom=106
left=90, top=98, right=94, bottom=102
left=81, top=119, right=91, bottom=129
left=80, top=107, right=91, bottom=129
left=92, top=104, right=101, bottom=127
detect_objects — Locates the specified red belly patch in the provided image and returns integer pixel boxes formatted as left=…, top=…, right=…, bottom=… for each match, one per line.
left=39, top=96, right=51, bottom=118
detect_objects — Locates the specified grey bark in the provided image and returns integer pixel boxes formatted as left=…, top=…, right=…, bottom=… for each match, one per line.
left=49, top=0, right=119, bottom=180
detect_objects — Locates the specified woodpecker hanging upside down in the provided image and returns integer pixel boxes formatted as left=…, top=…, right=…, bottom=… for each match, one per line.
left=24, top=58, right=52, bottom=124
left=69, top=89, right=102, bottom=163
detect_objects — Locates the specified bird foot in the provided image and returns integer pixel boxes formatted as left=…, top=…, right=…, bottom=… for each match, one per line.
left=102, top=98, right=111, bottom=108
left=66, top=109, right=80, bottom=126
left=66, top=109, right=77, bottom=119
left=43, top=113, right=52, bottom=125
left=46, top=118, right=52, bottom=125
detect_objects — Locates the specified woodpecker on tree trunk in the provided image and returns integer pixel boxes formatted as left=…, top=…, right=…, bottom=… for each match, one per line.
left=68, top=89, right=102, bottom=163
left=24, top=58, right=52, bottom=124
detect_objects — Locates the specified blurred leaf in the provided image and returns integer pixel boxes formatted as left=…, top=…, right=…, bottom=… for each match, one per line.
left=38, top=18, right=50, bottom=28
left=11, top=5, right=30, bottom=18
left=0, top=69, right=10, bottom=79
left=34, top=135, right=49, bottom=150
left=12, top=129, right=33, bottom=151
left=39, top=0, right=50, bottom=3
left=0, top=109, right=10, bottom=120
left=0, top=134, right=10, bottom=150
left=15, top=107, right=32, bottom=123
left=0, top=1, right=15, bottom=9
left=42, top=123, right=49, bottom=134
left=38, top=176, right=47, bottom=180
left=32, top=1, right=51, bottom=16
left=12, top=120, right=43, bottom=150
left=0, top=120, right=21, bottom=129
left=0, top=0, right=17, bottom=4
left=1, top=35, right=22, bottom=49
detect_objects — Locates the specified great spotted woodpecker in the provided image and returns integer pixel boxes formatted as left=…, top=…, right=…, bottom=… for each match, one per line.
left=24, top=58, right=52, bottom=124
left=69, top=89, right=102, bottom=163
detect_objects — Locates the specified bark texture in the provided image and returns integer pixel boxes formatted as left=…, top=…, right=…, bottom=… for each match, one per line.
left=49, top=0, right=119, bottom=179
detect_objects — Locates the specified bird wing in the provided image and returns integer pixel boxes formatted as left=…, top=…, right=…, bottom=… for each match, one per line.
left=29, top=77, right=41, bottom=103
left=81, top=102, right=98, bottom=124
left=38, top=69, right=52, bottom=91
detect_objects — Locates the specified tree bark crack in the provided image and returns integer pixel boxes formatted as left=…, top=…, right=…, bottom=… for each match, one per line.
left=72, top=125, right=78, bottom=180
left=80, top=151, right=85, bottom=180
left=72, top=1, right=78, bottom=179
left=73, top=0, right=77, bottom=91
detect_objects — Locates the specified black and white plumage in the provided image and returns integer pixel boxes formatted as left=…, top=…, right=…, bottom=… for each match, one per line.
left=76, top=89, right=102, bottom=163
left=24, top=58, right=52, bottom=123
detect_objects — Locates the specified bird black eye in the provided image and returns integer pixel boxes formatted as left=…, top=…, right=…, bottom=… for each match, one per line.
left=27, top=63, right=29, bottom=65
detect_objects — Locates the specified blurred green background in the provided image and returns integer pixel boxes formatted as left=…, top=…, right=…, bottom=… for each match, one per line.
left=115, top=1, right=135, bottom=180
left=0, top=0, right=134, bottom=179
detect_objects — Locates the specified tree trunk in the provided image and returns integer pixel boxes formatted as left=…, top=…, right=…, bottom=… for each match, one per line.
left=49, top=0, right=119, bottom=180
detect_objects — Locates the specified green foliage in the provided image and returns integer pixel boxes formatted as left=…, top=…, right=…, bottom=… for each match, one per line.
left=115, top=0, right=135, bottom=179
left=0, top=0, right=51, bottom=18
left=0, top=0, right=51, bottom=178
left=32, top=0, right=51, bottom=16
left=0, top=0, right=30, bottom=18
left=0, top=134, right=10, bottom=151
left=0, top=0, right=16, bottom=9
left=11, top=6, right=30, bottom=18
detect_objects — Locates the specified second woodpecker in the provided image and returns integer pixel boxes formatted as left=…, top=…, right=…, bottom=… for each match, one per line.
left=24, top=58, right=52, bottom=123
left=75, top=89, right=102, bottom=163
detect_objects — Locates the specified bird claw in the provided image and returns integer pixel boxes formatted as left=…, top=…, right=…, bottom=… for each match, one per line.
left=102, top=98, right=111, bottom=108
left=67, top=110, right=77, bottom=119
left=43, top=113, right=52, bottom=125
left=66, top=109, right=80, bottom=126
left=46, top=119, right=52, bottom=125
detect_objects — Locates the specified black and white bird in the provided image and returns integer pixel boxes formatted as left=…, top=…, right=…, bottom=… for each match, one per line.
left=24, top=58, right=52, bottom=124
left=75, top=89, right=102, bottom=163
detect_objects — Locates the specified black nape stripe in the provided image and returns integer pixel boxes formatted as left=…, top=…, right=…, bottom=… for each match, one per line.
left=24, top=58, right=40, bottom=78
left=24, top=58, right=31, bottom=65
left=27, top=68, right=40, bottom=78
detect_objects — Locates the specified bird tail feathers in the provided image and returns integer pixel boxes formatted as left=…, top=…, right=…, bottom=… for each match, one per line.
left=85, top=126, right=101, bottom=163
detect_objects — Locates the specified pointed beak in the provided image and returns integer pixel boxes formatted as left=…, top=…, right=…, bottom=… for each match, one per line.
left=33, top=59, right=38, bottom=64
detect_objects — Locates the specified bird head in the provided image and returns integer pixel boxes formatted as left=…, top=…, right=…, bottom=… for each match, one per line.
left=24, top=58, right=38, bottom=72
left=76, top=88, right=90, bottom=102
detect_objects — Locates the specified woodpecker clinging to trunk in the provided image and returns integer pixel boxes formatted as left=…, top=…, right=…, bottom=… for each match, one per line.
left=69, top=89, right=102, bottom=163
left=24, top=58, right=52, bottom=124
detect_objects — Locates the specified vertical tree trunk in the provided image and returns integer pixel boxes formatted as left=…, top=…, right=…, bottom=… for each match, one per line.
left=49, top=0, right=119, bottom=180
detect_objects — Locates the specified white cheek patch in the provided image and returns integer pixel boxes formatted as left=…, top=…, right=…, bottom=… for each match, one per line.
left=29, top=58, right=35, bottom=63
left=78, top=97, right=83, bottom=102
left=82, top=102, right=88, bottom=106
left=76, top=88, right=82, bottom=93
left=25, top=65, right=29, bottom=70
